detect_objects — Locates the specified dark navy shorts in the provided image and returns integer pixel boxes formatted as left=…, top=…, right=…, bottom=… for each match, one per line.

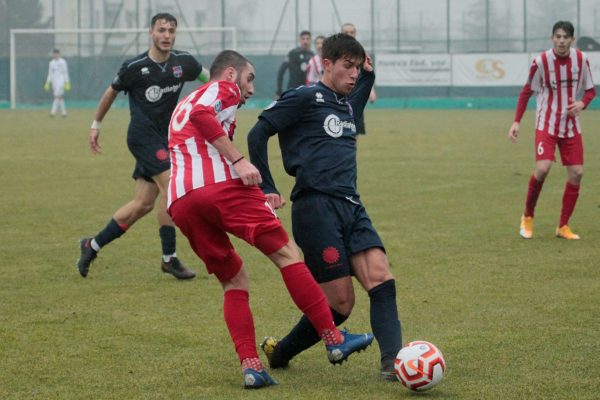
left=127, top=140, right=170, bottom=182
left=291, top=192, right=384, bottom=283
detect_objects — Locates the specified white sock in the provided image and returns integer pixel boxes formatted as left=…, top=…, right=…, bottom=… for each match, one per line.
left=59, top=99, right=66, bottom=115
left=90, top=238, right=101, bottom=252
left=163, top=253, right=176, bottom=262
left=51, top=99, right=58, bottom=115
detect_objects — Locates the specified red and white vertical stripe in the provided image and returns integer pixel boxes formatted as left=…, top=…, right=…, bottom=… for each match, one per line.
left=530, top=48, right=594, bottom=138
left=167, top=81, right=241, bottom=207
left=306, top=54, right=323, bottom=85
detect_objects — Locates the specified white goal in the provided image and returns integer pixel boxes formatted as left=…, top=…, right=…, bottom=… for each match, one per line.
left=10, top=27, right=237, bottom=109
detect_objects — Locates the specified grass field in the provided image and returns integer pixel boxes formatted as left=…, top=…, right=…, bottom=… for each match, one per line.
left=1, top=107, right=599, bottom=399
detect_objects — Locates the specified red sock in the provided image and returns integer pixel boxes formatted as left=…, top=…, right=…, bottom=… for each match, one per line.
left=524, top=175, right=544, bottom=217
left=559, top=182, right=580, bottom=227
left=280, top=262, right=342, bottom=345
left=223, top=289, right=258, bottom=362
left=241, top=357, right=263, bottom=372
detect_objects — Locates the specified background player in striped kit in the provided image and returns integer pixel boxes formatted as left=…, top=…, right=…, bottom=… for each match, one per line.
left=508, top=21, right=595, bottom=240
left=44, top=48, right=70, bottom=117
left=167, top=49, right=373, bottom=389
left=305, top=35, right=325, bottom=85
left=77, top=13, right=208, bottom=279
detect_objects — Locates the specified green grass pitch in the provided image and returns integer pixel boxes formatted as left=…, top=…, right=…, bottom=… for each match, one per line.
left=1, top=107, right=599, bottom=399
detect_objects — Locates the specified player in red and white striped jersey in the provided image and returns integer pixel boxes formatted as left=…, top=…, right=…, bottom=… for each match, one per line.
left=508, top=21, right=596, bottom=240
left=305, top=35, right=325, bottom=85
left=168, top=71, right=243, bottom=205
left=167, top=50, right=373, bottom=389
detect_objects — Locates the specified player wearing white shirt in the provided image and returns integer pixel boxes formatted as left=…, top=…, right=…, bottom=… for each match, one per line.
left=44, top=49, right=70, bottom=117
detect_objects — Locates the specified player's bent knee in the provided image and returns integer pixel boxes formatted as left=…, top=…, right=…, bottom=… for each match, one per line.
left=221, top=266, right=249, bottom=292
left=207, top=250, right=244, bottom=285
left=569, top=169, right=583, bottom=181
left=255, top=225, right=291, bottom=256
left=329, top=296, right=355, bottom=316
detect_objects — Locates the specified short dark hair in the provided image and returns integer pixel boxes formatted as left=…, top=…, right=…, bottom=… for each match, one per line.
left=52, top=48, right=60, bottom=54
left=300, top=30, right=311, bottom=37
left=552, top=21, right=574, bottom=37
left=210, top=50, right=252, bottom=78
left=151, top=13, right=177, bottom=28
left=321, top=33, right=365, bottom=65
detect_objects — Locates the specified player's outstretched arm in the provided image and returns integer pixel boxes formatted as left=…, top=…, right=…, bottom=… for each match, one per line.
left=197, top=66, right=210, bottom=83
left=89, top=86, right=118, bottom=154
left=508, top=121, right=520, bottom=143
left=248, top=118, right=280, bottom=194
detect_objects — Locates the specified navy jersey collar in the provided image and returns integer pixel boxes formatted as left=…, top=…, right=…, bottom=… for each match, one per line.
left=316, top=81, right=348, bottom=104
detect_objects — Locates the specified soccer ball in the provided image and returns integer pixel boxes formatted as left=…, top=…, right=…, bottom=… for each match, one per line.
left=394, top=340, right=446, bottom=391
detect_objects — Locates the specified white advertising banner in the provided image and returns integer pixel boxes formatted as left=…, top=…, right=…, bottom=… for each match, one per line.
left=452, top=53, right=530, bottom=86
left=375, top=54, right=451, bottom=86
left=582, top=51, right=600, bottom=81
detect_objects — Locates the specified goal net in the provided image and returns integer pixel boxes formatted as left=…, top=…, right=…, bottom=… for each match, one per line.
left=10, top=27, right=237, bottom=109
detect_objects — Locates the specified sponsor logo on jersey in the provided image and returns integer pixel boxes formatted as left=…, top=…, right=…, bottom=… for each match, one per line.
left=172, top=65, right=183, bottom=78
left=323, top=114, right=356, bottom=138
left=315, top=92, right=324, bottom=103
left=141, top=67, right=150, bottom=75
left=145, top=83, right=182, bottom=102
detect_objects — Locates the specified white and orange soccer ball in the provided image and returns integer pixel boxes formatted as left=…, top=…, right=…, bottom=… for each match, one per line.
left=394, top=340, right=446, bottom=391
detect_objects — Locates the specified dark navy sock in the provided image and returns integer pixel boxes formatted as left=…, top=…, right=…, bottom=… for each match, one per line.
left=94, top=218, right=126, bottom=248
left=279, top=307, right=348, bottom=362
left=159, top=225, right=176, bottom=256
left=368, top=279, right=402, bottom=363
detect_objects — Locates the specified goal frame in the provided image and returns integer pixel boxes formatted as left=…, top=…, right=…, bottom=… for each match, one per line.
left=9, top=27, right=237, bottom=109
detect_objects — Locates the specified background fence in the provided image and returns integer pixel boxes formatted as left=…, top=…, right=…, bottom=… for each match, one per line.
left=3, top=0, right=600, bottom=106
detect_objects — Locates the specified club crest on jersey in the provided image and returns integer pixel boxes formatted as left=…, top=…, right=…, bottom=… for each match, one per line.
left=323, top=114, right=356, bottom=138
left=141, top=67, right=150, bottom=75
left=213, top=100, right=222, bottom=113
left=315, top=92, right=324, bottom=103
left=172, top=65, right=183, bottom=78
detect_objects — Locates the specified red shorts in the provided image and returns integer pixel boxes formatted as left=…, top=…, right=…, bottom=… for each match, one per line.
left=169, top=180, right=289, bottom=282
left=535, top=130, right=584, bottom=166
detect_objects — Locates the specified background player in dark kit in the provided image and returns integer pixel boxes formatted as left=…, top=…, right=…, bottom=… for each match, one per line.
left=77, top=13, right=208, bottom=280
left=275, top=30, right=314, bottom=98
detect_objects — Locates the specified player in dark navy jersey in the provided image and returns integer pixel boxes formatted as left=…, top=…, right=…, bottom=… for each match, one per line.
left=342, top=22, right=377, bottom=135
left=77, top=13, right=208, bottom=280
left=275, top=30, right=314, bottom=97
left=249, top=33, right=403, bottom=381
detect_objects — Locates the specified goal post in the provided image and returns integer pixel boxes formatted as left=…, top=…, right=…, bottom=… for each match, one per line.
left=10, top=27, right=237, bottom=109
